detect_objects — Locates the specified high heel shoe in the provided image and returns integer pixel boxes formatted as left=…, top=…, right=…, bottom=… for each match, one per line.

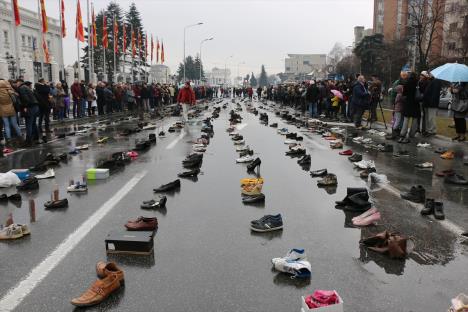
left=247, top=157, right=261, bottom=172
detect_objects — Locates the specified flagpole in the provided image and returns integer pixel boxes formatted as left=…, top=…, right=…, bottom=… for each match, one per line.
left=37, top=0, right=44, bottom=79
left=90, top=2, right=94, bottom=81
left=10, top=0, right=21, bottom=79
left=58, top=0, right=65, bottom=80
left=76, top=0, right=80, bottom=81
left=86, top=0, right=91, bottom=83
left=113, top=14, right=116, bottom=83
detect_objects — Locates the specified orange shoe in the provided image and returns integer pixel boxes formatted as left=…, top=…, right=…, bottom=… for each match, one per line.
left=71, top=274, right=122, bottom=307
left=441, top=151, right=454, bottom=160
left=96, top=261, right=125, bottom=283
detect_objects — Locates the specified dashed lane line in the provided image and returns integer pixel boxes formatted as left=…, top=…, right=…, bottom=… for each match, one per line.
left=0, top=171, right=148, bottom=312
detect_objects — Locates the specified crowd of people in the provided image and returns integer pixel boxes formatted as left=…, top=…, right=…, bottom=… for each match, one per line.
left=0, top=70, right=466, bottom=149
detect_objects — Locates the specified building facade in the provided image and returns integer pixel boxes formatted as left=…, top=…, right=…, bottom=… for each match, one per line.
left=0, top=0, right=63, bottom=82
left=284, top=54, right=327, bottom=76
left=149, top=64, right=171, bottom=83
left=206, top=67, right=231, bottom=86
left=354, top=26, right=374, bottom=45
left=373, top=0, right=467, bottom=63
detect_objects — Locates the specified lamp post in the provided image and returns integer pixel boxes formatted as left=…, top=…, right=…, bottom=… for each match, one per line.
left=199, top=37, right=213, bottom=84
left=183, top=22, right=203, bottom=82
left=237, top=61, right=245, bottom=86
left=224, top=55, right=233, bottom=86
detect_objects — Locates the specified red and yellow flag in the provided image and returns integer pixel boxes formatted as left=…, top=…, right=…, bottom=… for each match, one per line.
left=91, top=7, right=97, bottom=47
left=42, top=34, right=50, bottom=63
left=161, top=41, right=165, bottom=63
left=122, top=24, right=127, bottom=52
left=150, top=35, right=154, bottom=62
left=113, top=18, right=119, bottom=53
left=75, top=0, right=84, bottom=42
left=156, top=38, right=160, bottom=63
left=40, top=0, right=48, bottom=33
left=131, top=28, right=136, bottom=57
left=102, top=14, right=108, bottom=48
left=13, top=0, right=20, bottom=26
left=60, top=0, right=66, bottom=37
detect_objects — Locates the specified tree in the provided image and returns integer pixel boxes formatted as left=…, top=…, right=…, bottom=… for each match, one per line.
left=258, top=65, right=268, bottom=87
left=336, top=55, right=359, bottom=78
left=194, top=54, right=205, bottom=81
left=328, top=42, right=346, bottom=65
left=354, top=34, right=386, bottom=77
left=176, top=56, right=199, bottom=82
left=407, top=0, right=446, bottom=71
left=249, top=73, right=257, bottom=87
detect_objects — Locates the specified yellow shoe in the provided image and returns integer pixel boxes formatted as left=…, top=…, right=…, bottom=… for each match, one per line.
left=97, top=137, right=109, bottom=144
left=441, top=151, right=454, bottom=160
left=240, top=178, right=264, bottom=187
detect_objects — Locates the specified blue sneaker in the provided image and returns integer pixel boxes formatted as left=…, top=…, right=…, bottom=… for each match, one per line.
left=250, top=214, right=283, bottom=232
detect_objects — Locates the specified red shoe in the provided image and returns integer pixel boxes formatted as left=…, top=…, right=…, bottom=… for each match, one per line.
left=339, top=149, right=353, bottom=156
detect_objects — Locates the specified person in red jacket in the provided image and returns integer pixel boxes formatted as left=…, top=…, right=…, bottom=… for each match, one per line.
left=177, top=81, right=196, bottom=122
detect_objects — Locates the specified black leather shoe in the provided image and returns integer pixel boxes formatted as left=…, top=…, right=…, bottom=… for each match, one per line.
left=310, top=169, right=327, bottom=177
left=154, top=179, right=181, bottom=192
left=421, top=198, right=434, bottom=215
left=400, top=185, right=426, bottom=203
left=247, top=158, right=261, bottom=172
left=433, top=201, right=445, bottom=220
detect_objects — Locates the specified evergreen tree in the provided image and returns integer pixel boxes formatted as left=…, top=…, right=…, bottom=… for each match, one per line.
left=250, top=73, right=257, bottom=87
left=82, top=2, right=124, bottom=82
left=258, top=65, right=268, bottom=87
left=176, top=56, right=199, bottom=82
left=126, top=2, right=146, bottom=81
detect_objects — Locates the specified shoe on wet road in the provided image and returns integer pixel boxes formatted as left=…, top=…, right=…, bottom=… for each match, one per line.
left=67, top=183, right=88, bottom=193
left=141, top=196, right=167, bottom=209
left=421, top=199, right=435, bottom=215
left=70, top=273, right=123, bottom=307
left=433, top=202, right=445, bottom=220
left=35, top=168, right=55, bottom=179
left=0, top=224, right=24, bottom=240
left=16, top=177, right=39, bottom=191
left=348, top=153, right=362, bottom=162
left=317, top=173, right=337, bottom=186
left=339, top=149, right=353, bottom=156
left=415, top=162, right=433, bottom=169
left=178, top=168, right=200, bottom=178
left=250, top=214, right=283, bottom=232
left=154, top=179, right=181, bottom=192
left=242, top=193, right=265, bottom=203
left=44, top=198, right=69, bottom=209
left=441, top=151, right=455, bottom=160
left=271, top=258, right=311, bottom=278
left=310, top=169, right=327, bottom=177
left=400, top=185, right=426, bottom=203
left=125, top=216, right=158, bottom=231
left=444, top=174, right=468, bottom=185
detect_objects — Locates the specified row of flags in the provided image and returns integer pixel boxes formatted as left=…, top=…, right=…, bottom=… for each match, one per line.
left=12, top=0, right=164, bottom=65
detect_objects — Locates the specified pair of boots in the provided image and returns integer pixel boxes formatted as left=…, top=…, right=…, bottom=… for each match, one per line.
left=360, top=230, right=412, bottom=259
left=335, top=187, right=371, bottom=212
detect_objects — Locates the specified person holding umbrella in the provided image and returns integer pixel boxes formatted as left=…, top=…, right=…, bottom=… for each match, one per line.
left=430, top=63, right=468, bottom=142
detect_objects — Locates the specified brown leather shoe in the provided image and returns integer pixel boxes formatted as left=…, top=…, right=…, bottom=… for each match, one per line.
left=70, top=274, right=122, bottom=307
left=125, top=216, right=158, bottom=231
left=96, top=261, right=124, bottom=283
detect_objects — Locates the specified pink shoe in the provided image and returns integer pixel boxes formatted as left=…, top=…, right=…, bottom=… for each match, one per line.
left=353, top=211, right=381, bottom=226
left=352, top=207, right=378, bottom=222
left=127, top=151, right=139, bottom=158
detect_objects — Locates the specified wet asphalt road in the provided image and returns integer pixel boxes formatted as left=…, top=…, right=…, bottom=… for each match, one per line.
left=0, top=99, right=467, bottom=312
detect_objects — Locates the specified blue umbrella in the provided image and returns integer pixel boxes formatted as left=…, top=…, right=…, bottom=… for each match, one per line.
left=430, top=63, right=468, bottom=82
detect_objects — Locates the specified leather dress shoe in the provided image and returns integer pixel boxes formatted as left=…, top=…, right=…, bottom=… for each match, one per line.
left=125, top=216, right=158, bottom=231
left=71, top=273, right=122, bottom=307
left=96, top=261, right=125, bottom=283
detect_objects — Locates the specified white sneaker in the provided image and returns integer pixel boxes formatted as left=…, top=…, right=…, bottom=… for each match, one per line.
left=272, top=248, right=307, bottom=261
left=284, top=139, right=298, bottom=144
left=193, top=146, right=206, bottom=152
left=417, top=142, right=431, bottom=148
left=354, top=160, right=376, bottom=169
left=271, top=258, right=311, bottom=278
left=415, top=162, right=433, bottom=168
left=76, top=144, right=89, bottom=150
left=236, top=145, right=250, bottom=152
left=35, top=168, right=55, bottom=179
left=67, top=183, right=88, bottom=192
left=0, top=224, right=24, bottom=240
left=142, top=124, right=156, bottom=130
left=236, top=155, right=254, bottom=163
left=233, top=139, right=245, bottom=145
left=353, top=136, right=364, bottom=143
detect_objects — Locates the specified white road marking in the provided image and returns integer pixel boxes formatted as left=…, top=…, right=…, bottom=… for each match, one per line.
left=380, top=183, right=465, bottom=236
left=0, top=171, right=148, bottom=312
left=166, top=131, right=186, bottom=150
left=237, top=123, right=248, bottom=130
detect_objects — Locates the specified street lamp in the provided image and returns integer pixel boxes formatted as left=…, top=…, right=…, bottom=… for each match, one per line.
left=199, top=37, right=214, bottom=84
left=237, top=61, right=245, bottom=86
left=224, top=55, right=233, bottom=86
left=183, top=22, right=203, bottom=82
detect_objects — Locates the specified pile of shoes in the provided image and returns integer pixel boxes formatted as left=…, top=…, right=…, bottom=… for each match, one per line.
left=271, top=248, right=311, bottom=279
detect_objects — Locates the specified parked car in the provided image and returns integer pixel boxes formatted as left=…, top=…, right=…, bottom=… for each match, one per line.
left=439, top=90, right=452, bottom=109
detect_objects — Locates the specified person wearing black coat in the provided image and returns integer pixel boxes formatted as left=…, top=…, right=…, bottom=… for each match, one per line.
left=351, top=75, right=370, bottom=129
left=18, top=81, right=39, bottom=145
left=421, top=73, right=441, bottom=136
left=306, top=81, right=319, bottom=117
left=399, top=72, right=419, bottom=143
left=34, top=78, right=51, bottom=134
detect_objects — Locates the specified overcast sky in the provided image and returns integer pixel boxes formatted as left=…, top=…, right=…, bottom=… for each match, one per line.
left=18, top=0, right=373, bottom=76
